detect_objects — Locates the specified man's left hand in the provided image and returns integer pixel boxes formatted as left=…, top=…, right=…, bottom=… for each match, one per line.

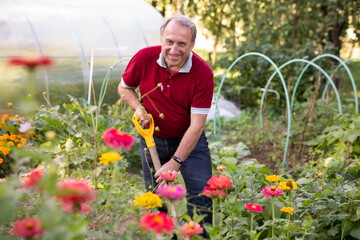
left=154, top=158, right=181, bottom=185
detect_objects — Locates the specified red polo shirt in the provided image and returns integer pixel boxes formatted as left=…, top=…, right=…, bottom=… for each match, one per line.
left=122, top=45, right=214, bottom=138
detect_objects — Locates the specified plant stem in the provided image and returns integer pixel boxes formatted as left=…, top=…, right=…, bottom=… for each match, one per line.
left=272, top=198, right=275, bottom=238
left=213, top=198, right=217, bottom=228
left=250, top=212, right=254, bottom=240
left=287, top=191, right=291, bottom=239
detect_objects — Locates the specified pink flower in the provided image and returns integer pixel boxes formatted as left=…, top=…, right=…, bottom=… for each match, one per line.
left=217, top=165, right=226, bottom=171
left=10, top=218, right=44, bottom=238
left=61, top=202, right=92, bottom=213
left=22, top=168, right=44, bottom=192
left=261, top=185, right=283, bottom=199
left=244, top=203, right=263, bottom=213
left=56, top=180, right=96, bottom=210
left=103, top=128, right=134, bottom=151
left=19, top=122, right=32, bottom=133
left=156, top=184, right=186, bottom=200
left=140, top=212, right=174, bottom=235
left=202, top=185, right=226, bottom=198
left=207, top=175, right=233, bottom=190
left=180, top=221, right=204, bottom=239
left=160, top=170, right=178, bottom=182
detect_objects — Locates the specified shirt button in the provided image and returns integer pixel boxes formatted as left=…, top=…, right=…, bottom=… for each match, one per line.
left=169, top=76, right=171, bottom=79
left=167, top=85, right=170, bottom=87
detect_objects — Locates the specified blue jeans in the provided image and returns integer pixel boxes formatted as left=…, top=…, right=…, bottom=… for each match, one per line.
left=140, top=131, right=213, bottom=225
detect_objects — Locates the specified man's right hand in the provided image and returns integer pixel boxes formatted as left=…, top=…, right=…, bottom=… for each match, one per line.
left=133, top=107, right=150, bottom=125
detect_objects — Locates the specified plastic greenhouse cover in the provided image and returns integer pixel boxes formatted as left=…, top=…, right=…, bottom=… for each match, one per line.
left=0, top=0, right=163, bottom=114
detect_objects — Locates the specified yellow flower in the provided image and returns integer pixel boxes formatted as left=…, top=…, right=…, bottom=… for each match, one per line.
left=10, top=134, right=16, bottom=141
left=0, top=158, right=3, bottom=164
left=6, top=141, right=14, bottom=146
left=280, top=206, right=294, bottom=215
left=134, top=191, right=162, bottom=209
left=99, top=152, right=122, bottom=165
left=265, top=175, right=281, bottom=183
left=20, top=138, right=27, bottom=143
left=279, top=179, right=297, bottom=191
left=28, top=131, right=35, bottom=137
left=17, top=143, right=22, bottom=148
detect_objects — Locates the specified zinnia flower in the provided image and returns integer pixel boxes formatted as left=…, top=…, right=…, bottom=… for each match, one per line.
left=279, top=179, right=297, bottom=191
left=280, top=206, right=295, bottom=215
left=156, top=184, right=186, bottom=200
left=207, top=175, right=233, bottom=190
left=8, top=56, right=53, bottom=70
left=140, top=212, right=174, bottom=235
left=19, top=122, right=32, bottom=133
left=261, top=185, right=283, bottom=199
left=103, top=128, right=134, bottom=151
left=244, top=203, right=263, bottom=213
left=61, top=202, right=92, bottom=213
left=98, top=152, right=122, bottom=165
left=160, top=170, right=178, bottom=182
left=180, top=221, right=204, bottom=239
left=56, top=180, right=96, bottom=212
left=202, top=185, right=226, bottom=198
left=22, top=168, right=44, bottom=191
left=134, top=191, right=162, bottom=209
left=10, top=218, right=44, bottom=238
left=265, top=175, right=281, bottom=183
left=217, top=165, right=226, bottom=171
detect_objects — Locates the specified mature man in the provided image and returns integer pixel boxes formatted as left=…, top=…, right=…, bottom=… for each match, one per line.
left=118, top=14, right=214, bottom=227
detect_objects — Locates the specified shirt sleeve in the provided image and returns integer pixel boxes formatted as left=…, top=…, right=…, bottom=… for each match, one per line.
left=121, top=50, right=143, bottom=88
left=191, top=68, right=214, bottom=114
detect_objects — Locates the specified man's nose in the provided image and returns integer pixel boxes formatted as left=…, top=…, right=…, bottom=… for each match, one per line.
left=169, top=44, right=178, bottom=53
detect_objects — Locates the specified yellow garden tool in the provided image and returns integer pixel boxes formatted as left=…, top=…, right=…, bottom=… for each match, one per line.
left=132, top=114, right=162, bottom=172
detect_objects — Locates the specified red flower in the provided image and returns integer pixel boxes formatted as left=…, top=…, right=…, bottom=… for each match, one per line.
left=160, top=170, right=178, bottom=182
left=103, top=128, right=134, bottom=151
left=180, top=221, right=203, bottom=239
left=56, top=180, right=96, bottom=211
left=10, top=218, right=44, bottom=239
left=22, top=168, right=44, bottom=192
left=8, top=56, right=53, bottom=71
left=207, top=175, right=233, bottom=190
left=202, top=185, right=226, bottom=198
left=244, top=203, right=263, bottom=213
left=140, top=212, right=174, bottom=235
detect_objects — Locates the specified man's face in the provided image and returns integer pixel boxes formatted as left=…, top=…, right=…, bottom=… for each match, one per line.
left=161, top=20, right=194, bottom=73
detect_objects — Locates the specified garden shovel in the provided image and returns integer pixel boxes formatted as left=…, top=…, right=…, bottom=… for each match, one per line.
left=132, top=114, right=162, bottom=172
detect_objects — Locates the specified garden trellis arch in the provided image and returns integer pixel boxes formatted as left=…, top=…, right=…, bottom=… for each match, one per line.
left=213, top=52, right=292, bottom=169
left=214, top=53, right=357, bottom=169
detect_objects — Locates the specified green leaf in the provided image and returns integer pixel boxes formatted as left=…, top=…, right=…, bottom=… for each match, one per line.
left=341, top=219, right=353, bottom=238
left=350, top=221, right=360, bottom=239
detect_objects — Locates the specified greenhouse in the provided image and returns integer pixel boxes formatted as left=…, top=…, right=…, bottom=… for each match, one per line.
left=0, top=0, right=163, bottom=114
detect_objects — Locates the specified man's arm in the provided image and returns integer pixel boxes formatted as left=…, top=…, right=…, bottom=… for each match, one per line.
left=154, top=112, right=208, bottom=181
left=117, top=82, right=149, bottom=124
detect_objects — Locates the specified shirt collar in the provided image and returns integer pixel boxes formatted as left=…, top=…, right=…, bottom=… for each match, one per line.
left=156, top=51, right=193, bottom=73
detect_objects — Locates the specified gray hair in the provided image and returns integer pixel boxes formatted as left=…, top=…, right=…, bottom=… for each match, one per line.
left=160, top=14, right=197, bottom=44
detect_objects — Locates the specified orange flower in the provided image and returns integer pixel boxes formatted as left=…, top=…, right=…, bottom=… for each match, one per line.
left=2, top=114, right=9, bottom=121
left=0, top=142, right=5, bottom=146
left=1, top=147, right=10, bottom=155
left=17, top=143, right=22, bottom=148
left=10, top=134, right=16, bottom=141
left=0, top=158, right=3, bottom=164
left=28, top=131, right=35, bottom=137
left=6, top=141, right=14, bottom=146
left=20, top=138, right=27, bottom=143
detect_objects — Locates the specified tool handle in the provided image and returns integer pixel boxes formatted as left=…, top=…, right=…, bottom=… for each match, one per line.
left=149, top=146, right=162, bottom=172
